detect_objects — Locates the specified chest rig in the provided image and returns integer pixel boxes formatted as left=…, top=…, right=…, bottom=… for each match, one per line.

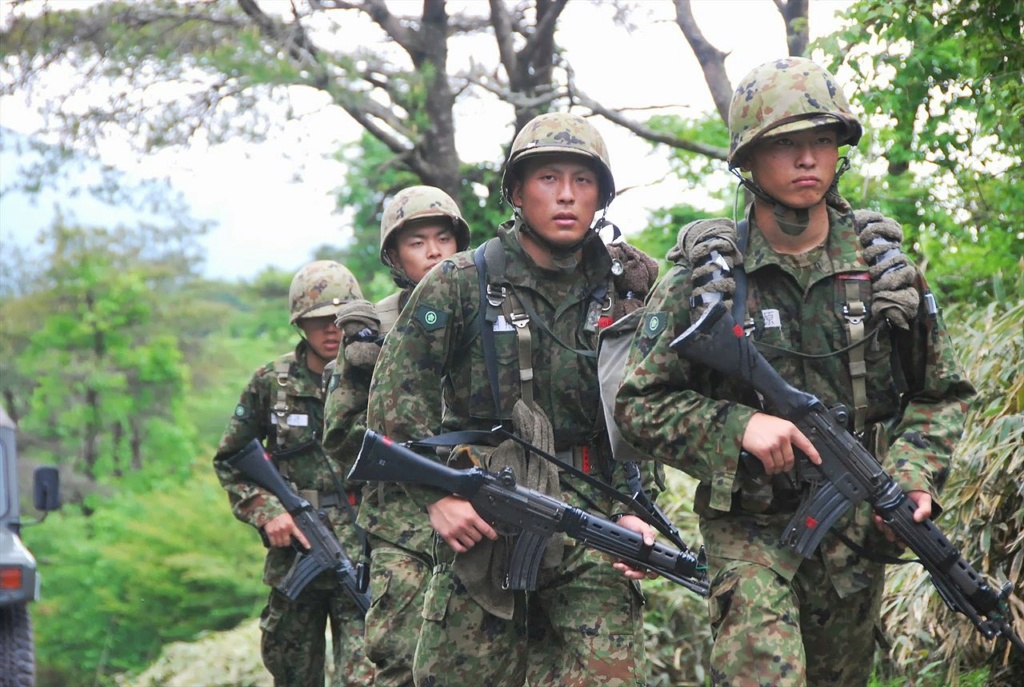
left=474, top=237, right=612, bottom=412
left=269, top=353, right=323, bottom=477
left=472, top=237, right=614, bottom=477
left=692, top=218, right=875, bottom=436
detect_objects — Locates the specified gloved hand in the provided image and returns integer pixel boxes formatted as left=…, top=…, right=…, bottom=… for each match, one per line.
left=671, top=218, right=739, bottom=316
left=335, top=300, right=382, bottom=369
left=853, top=210, right=919, bottom=329
left=606, top=241, right=659, bottom=320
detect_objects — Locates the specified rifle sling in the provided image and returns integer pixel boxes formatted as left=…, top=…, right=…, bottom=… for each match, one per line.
left=463, top=239, right=680, bottom=544
left=833, top=528, right=917, bottom=566
left=410, top=428, right=687, bottom=549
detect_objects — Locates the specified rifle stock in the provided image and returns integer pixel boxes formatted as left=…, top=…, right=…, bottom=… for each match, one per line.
left=350, top=430, right=710, bottom=597
left=227, top=440, right=370, bottom=615
left=670, top=301, right=1023, bottom=652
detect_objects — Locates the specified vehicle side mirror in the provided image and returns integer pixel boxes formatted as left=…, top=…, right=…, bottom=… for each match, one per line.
left=33, top=466, right=61, bottom=512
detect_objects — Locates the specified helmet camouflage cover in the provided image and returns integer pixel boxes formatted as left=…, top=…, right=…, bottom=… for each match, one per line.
left=501, top=112, right=616, bottom=210
left=288, top=260, right=363, bottom=324
left=728, top=56, right=863, bottom=167
left=379, top=185, right=471, bottom=265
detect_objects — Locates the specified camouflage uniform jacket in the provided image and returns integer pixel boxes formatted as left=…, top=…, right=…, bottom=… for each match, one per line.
left=322, top=289, right=411, bottom=545
left=363, top=221, right=650, bottom=554
left=615, top=205, right=975, bottom=597
left=214, top=339, right=355, bottom=586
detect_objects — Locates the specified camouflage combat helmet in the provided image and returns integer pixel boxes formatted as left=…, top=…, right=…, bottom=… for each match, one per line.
left=728, top=57, right=862, bottom=168
left=288, top=260, right=363, bottom=324
left=379, top=185, right=471, bottom=266
left=501, top=112, right=616, bottom=210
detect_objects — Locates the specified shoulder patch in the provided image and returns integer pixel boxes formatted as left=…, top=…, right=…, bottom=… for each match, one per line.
left=641, top=311, right=668, bottom=338
left=414, top=304, right=448, bottom=332
left=233, top=404, right=249, bottom=419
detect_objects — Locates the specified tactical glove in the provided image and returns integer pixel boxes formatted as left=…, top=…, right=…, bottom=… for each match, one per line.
left=853, top=210, right=919, bottom=329
left=672, top=218, right=740, bottom=316
left=335, top=300, right=382, bottom=369
left=606, top=241, right=659, bottom=320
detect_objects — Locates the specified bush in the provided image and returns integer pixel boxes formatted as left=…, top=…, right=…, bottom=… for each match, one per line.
left=877, top=297, right=1024, bottom=685
left=26, top=460, right=265, bottom=687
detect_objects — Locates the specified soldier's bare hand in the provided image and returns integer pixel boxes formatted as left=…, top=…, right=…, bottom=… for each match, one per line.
left=263, top=512, right=309, bottom=549
left=427, top=495, right=499, bottom=553
left=874, top=490, right=932, bottom=546
left=611, top=514, right=659, bottom=580
left=742, top=412, right=822, bottom=475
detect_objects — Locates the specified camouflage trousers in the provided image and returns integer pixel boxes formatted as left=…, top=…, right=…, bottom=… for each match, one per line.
left=413, top=542, right=646, bottom=687
left=260, top=584, right=374, bottom=687
left=363, top=538, right=433, bottom=687
left=706, top=551, right=883, bottom=687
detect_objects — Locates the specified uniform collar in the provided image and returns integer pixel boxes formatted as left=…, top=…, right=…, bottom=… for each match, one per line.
left=745, top=204, right=869, bottom=279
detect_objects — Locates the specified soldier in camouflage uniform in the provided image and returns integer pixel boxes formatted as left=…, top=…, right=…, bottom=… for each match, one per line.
left=365, top=112, right=660, bottom=687
left=322, top=186, right=470, bottom=687
left=213, top=260, right=375, bottom=687
left=614, top=57, right=976, bottom=686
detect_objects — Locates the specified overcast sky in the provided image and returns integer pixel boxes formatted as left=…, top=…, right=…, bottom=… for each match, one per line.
left=0, top=0, right=854, bottom=281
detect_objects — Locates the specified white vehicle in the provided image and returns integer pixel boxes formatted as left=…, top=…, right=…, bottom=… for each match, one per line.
left=1, top=407, right=61, bottom=687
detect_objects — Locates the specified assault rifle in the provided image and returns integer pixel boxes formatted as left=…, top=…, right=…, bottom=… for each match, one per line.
left=350, top=430, right=710, bottom=597
left=228, top=439, right=370, bottom=615
left=670, top=301, right=1024, bottom=652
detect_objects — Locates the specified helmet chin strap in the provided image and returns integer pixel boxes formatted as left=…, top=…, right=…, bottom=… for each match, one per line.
left=513, top=209, right=608, bottom=272
left=730, top=156, right=852, bottom=237
left=381, top=251, right=417, bottom=290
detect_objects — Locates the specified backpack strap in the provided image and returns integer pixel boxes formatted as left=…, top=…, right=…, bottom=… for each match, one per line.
left=842, top=278, right=870, bottom=434
left=477, top=238, right=536, bottom=408
left=272, top=356, right=292, bottom=452
left=475, top=240, right=508, bottom=416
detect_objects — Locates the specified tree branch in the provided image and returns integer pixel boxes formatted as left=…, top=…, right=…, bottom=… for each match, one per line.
left=574, top=89, right=728, bottom=161
left=672, top=0, right=731, bottom=124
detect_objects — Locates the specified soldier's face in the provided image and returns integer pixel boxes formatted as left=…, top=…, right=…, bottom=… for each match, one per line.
left=298, top=316, right=341, bottom=365
left=387, top=220, right=459, bottom=283
left=512, top=155, right=599, bottom=249
left=744, top=127, right=839, bottom=209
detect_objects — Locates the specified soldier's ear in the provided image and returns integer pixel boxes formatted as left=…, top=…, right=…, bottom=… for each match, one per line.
left=511, top=181, right=524, bottom=209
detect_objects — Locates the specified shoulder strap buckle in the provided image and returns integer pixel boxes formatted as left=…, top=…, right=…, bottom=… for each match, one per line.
left=486, top=283, right=508, bottom=308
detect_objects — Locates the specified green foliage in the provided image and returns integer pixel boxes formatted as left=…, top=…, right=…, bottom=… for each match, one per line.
left=816, top=0, right=1024, bottom=303
left=628, top=112, right=734, bottom=268
left=10, top=225, right=194, bottom=481
left=26, top=460, right=266, bottom=687
left=877, top=286, right=1024, bottom=683
left=323, top=133, right=506, bottom=303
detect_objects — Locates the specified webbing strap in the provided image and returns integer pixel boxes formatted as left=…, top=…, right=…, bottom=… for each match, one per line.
left=475, top=241, right=504, bottom=418
left=733, top=218, right=753, bottom=333
left=843, top=280, right=869, bottom=433
left=500, top=293, right=534, bottom=406
left=272, top=358, right=291, bottom=450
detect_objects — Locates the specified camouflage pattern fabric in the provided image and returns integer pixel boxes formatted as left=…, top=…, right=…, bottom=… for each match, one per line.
left=323, top=290, right=427, bottom=687
left=704, top=549, right=881, bottom=686
left=416, top=544, right=645, bottom=687
left=213, top=340, right=373, bottom=687
left=288, top=260, right=363, bottom=324
left=501, top=111, right=616, bottom=209
left=365, top=222, right=653, bottom=685
left=615, top=205, right=975, bottom=686
left=727, top=56, right=862, bottom=167
left=361, top=538, right=432, bottom=687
